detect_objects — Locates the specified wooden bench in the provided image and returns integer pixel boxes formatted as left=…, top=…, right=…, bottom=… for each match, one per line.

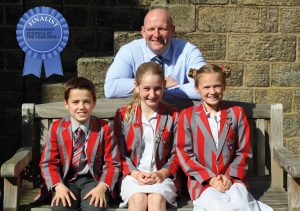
left=0, top=99, right=291, bottom=211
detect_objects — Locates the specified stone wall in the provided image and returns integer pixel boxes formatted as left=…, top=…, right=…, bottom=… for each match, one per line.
left=78, top=0, right=300, bottom=152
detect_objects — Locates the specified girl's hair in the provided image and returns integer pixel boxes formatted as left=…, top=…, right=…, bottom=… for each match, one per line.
left=188, top=64, right=231, bottom=87
left=124, top=62, right=165, bottom=123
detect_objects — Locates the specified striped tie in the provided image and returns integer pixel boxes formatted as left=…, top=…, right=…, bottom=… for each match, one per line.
left=151, top=56, right=164, bottom=67
left=72, top=128, right=85, bottom=173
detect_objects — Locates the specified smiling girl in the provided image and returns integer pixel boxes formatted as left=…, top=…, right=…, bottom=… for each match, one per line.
left=176, top=64, right=273, bottom=211
left=114, top=62, right=180, bottom=211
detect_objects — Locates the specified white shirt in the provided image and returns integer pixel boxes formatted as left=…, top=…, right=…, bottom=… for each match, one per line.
left=137, top=111, right=158, bottom=172
left=206, top=111, right=221, bottom=149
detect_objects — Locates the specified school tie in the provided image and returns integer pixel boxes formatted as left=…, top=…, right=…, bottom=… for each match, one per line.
left=151, top=56, right=164, bottom=68
left=72, top=128, right=85, bottom=174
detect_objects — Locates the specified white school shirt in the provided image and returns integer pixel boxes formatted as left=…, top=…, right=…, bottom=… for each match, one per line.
left=137, top=111, right=158, bottom=172
left=205, top=111, right=221, bottom=149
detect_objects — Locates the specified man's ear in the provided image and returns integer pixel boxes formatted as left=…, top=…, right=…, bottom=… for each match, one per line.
left=141, top=26, right=146, bottom=38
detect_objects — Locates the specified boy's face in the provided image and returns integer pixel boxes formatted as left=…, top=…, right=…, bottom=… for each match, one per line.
left=64, top=88, right=96, bottom=124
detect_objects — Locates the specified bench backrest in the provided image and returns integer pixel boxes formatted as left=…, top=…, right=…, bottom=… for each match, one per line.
left=21, top=99, right=283, bottom=189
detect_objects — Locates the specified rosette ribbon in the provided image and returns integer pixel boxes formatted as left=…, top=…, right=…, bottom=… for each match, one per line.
left=16, top=6, right=69, bottom=78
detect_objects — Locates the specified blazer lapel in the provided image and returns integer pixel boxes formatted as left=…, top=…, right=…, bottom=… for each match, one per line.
left=132, top=106, right=143, bottom=163
left=216, top=106, right=232, bottom=158
left=60, top=119, right=73, bottom=178
left=195, top=104, right=217, bottom=153
left=154, top=103, right=168, bottom=158
left=86, top=117, right=99, bottom=166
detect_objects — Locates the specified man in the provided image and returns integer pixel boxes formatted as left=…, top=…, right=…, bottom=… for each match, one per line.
left=104, top=8, right=206, bottom=100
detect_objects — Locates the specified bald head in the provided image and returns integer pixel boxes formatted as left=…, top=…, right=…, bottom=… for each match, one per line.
left=143, top=8, right=173, bottom=26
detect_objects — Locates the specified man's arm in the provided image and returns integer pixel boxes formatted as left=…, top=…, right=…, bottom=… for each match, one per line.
left=104, top=46, right=135, bottom=98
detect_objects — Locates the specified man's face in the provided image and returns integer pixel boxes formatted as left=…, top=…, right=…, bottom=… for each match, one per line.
left=141, top=9, right=175, bottom=56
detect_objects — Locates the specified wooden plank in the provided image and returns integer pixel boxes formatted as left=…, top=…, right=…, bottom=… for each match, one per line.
left=0, top=147, right=32, bottom=178
left=34, top=99, right=271, bottom=119
left=248, top=119, right=255, bottom=176
left=256, top=119, right=266, bottom=176
left=288, top=176, right=300, bottom=211
left=274, top=146, right=300, bottom=178
left=22, top=104, right=35, bottom=146
left=270, top=103, right=284, bottom=190
left=3, top=177, right=20, bottom=211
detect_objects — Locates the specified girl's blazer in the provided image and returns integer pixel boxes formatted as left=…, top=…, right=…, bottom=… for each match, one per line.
left=114, top=102, right=179, bottom=178
left=40, top=116, right=120, bottom=191
left=176, top=103, right=251, bottom=200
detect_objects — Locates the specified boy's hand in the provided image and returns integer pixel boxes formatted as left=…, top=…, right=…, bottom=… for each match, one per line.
left=83, top=182, right=107, bottom=208
left=208, top=175, right=227, bottom=193
left=51, top=183, right=76, bottom=207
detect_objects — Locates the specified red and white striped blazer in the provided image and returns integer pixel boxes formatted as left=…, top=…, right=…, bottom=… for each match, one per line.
left=176, top=103, right=251, bottom=200
left=40, top=116, right=120, bottom=191
left=114, top=102, right=180, bottom=184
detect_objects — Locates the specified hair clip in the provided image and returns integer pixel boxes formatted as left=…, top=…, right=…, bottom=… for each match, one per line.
left=220, top=65, right=231, bottom=77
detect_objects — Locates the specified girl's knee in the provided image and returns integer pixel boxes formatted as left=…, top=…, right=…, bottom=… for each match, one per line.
left=128, top=193, right=148, bottom=210
left=148, top=193, right=166, bottom=205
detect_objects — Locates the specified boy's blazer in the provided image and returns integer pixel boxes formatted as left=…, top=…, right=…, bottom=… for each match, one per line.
left=114, top=102, right=179, bottom=179
left=176, top=103, right=251, bottom=200
left=40, top=116, right=120, bottom=192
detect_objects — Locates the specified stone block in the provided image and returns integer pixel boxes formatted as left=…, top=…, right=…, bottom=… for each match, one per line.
left=5, top=5, right=23, bottom=25
left=232, top=0, right=300, bottom=6
left=213, top=63, right=244, bottom=86
left=223, top=88, right=253, bottom=102
left=228, top=35, right=296, bottom=62
left=0, top=91, right=23, bottom=107
left=281, top=9, right=300, bottom=33
left=63, top=7, right=88, bottom=27
left=285, top=138, right=300, bottom=156
left=6, top=50, right=24, bottom=72
left=41, top=83, right=64, bottom=103
left=0, top=6, right=3, bottom=25
left=295, top=89, right=300, bottom=112
left=254, top=89, right=293, bottom=112
left=190, top=0, right=228, bottom=4
left=114, top=31, right=142, bottom=54
left=167, top=5, right=196, bottom=33
left=72, top=28, right=113, bottom=53
left=271, top=64, right=300, bottom=87
left=0, top=73, right=23, bottom=92
left=0, top=135, right=21, bottom=165
left=198, top=6, right=277, bottom=33
left=181, top=33, right=226, bottom=60
left=77, top=57, right=114, bottom=98
left=0, top=27, right=19, bottom=49
left=2, top=108, right=21, bottom=135
left=96, top=7, right=146, bottom=31
left=0, top=51, right=4, bottom=70
left=245, top=63, right=270, bottom=87
left=61, top=48, right=82, bottom=74
left=283, top=115, right=300, bottom=138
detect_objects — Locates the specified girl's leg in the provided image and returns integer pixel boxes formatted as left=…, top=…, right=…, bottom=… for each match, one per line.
left=148, top=193, right=166, bottom=211
left=128, top=193, right=148, bottom=211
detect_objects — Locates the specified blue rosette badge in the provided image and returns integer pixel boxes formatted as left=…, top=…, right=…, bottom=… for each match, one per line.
left=16, top=6, right=69, bottom=78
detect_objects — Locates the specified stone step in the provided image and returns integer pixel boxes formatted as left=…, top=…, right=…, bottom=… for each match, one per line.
left=77, top=57, right=113, bottom=98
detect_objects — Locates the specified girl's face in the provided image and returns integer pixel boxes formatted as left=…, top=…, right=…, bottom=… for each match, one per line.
left=195, top=72, right=225, bottom=113
left=136, top=73, right=165, bottom=111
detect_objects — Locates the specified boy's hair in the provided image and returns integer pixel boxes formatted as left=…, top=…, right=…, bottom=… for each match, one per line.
left=188, top=64, right=231, bottom=87
left=64, top=77, right=96, bottom=102
left=125, top=62, right=165, bottom=122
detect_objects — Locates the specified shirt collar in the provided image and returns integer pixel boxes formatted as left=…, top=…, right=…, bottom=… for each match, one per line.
left=70, top=117, right=90, bottom=135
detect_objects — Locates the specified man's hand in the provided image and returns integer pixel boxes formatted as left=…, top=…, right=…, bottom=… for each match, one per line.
left=51, top=183, right=77, bottom=207
left=83, top=182, right=108, bottom=208
left=165, top=77, right=178, bottom=88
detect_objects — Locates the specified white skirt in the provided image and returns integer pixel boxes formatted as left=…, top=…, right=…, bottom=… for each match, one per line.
left=119, top=175, right=178, bottom=208
left=193, top=183, right=274, bottom=211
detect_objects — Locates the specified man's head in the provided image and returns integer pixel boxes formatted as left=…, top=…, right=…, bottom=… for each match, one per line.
left=64, top=77, right=96, bottom=124
left=141, top=8, right=175, bottom=56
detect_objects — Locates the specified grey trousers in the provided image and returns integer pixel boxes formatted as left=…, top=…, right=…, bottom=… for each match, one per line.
left=52, top=175, right=109, bottom=211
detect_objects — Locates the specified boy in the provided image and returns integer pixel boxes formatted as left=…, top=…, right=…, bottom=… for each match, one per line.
left=39, top=77, right=120, bottom=211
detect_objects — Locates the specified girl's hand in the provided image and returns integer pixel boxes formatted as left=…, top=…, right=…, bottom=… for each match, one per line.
left=151, top=169, right=170, bottom=183
left=208, top=175, right=227, bottom=192
left=132, top=170, right=155, bottom=185
left=51, top=183, right=77, bottom=207
left=221, top=175, right=232, bottom=191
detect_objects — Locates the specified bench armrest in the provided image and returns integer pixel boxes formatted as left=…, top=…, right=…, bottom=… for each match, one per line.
left=274, top=145, right=300, bottom=178
left=1, top=147, right=32, bottom=178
